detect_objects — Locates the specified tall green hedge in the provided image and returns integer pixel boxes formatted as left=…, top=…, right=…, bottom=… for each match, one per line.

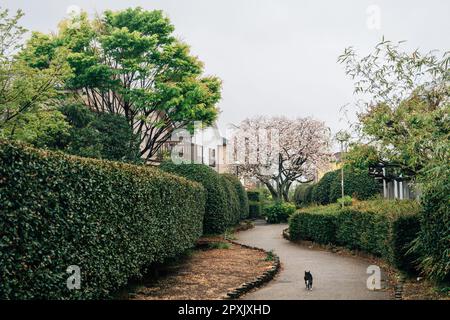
left=247, top=190, right=262, bottom=218
left=329, top=169, right=380, bottom=203
left=221, top=173, right=249, bottom=219
left=289, top=205, right=339, bottom=244
left=414, top=177, right=450, bottom=281
left=312, top=171, right=339, bottom=204
left=289, top=200, right=421, bottom=272
left=293, top=184, right=315, bottom=207
left=0, top=140, right=205, bottom=299
left=160, top=162, right=235, bottom=234
left=220, top=177, right=240, bottom=226
left=300, top=168, right=380, bottom=206
left=247, top=190, right=261, bottom=202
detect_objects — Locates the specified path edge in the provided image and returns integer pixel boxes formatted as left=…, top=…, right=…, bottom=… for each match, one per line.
left=222, top=240, right=281, bottom=300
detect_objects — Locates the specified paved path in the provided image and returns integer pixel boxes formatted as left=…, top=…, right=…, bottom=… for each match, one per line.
left=235, top=221, right=390, bottom=300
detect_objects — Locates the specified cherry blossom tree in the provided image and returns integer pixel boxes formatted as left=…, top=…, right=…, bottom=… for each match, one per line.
left=231, top=116, right=331, bottom=201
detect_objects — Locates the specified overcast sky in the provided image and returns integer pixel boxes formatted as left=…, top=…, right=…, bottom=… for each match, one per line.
left=3, top=0, right=450, bottom=140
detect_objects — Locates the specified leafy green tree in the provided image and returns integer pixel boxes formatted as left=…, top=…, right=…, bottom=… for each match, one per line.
left=0, top=8, right=71, bottom=128
left=312, top=171, right=339, bottom=205
left=59, top=104, right=141, bottom=163
left=343, top=144, right=380, bottom=171
left=0, top=106, right=70, bottom=149
left=23, top=8, right=222, bottom=162
left=339, top=39, right=449, bottom=281
left=339, top=39, right=449, bottom=176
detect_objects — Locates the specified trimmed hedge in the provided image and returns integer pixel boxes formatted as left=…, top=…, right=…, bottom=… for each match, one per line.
left=289, top=205, right=339, bottom=244
left=300, top=168, right=380, bottom=206
left=263, top=202, right=296, bottom=224
left=289, top=200, right=421, bottom=272
left=414, top=177, right=450, bottom=281
left=293, top=184, right=313, bottom=207
left=221, top=173, right=249, bottom=219
left=247, top=190, right=261, bottom=202
left=220, top=177, right=240, bottom=226
left=160, top=162, right=234, bottom=234
left=312, top=171, right=339, bottom=204
left=329, top=169, right=380, bottom=203
left=247, top=190, right=262, bottom=218
left=0, top=140, right=205, bottom=299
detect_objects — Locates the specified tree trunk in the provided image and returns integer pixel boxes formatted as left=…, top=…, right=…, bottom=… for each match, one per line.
left=282, top=181, right=292, bottom=202
left=264, top=181, right=280, bottom=201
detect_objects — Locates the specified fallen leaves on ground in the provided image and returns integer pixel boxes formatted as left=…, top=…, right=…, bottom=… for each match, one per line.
left=132, top=238, right=273, bottom=300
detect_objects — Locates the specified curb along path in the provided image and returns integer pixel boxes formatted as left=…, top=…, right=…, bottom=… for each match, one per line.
left=235, top=221, right=391, bottom=300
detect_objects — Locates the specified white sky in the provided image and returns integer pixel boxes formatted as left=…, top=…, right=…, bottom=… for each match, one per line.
left=2, top=0, right=449, bottom=143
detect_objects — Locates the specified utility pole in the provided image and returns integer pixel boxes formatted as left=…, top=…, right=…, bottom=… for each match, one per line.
left=335, top=130, right=350, bottom=208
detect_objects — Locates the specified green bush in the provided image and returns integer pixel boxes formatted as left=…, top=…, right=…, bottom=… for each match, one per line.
left=312, top=171, right=339, bottom=204
left=334, top=209, right=391, bottom=257
left=289, top=200, right=421, bottom=272
left=293, top=184, right=313, bottom=207
left=247, top=190, right=261, bottom=202
left=304, top=185, right=314, bottom=204
left=0, top=140, right=205, bottom=299
left=329, top=169, right=380, bottom=203
left=308, top=169, right=380, bottom=205
left=264, top=202, right=296, bottom=224
left=413, top=174, right=450, bottom=281
left=337, top=196, right=353, bottom=207
left=392, top=215, right=421, bottom=274
left=220, top=176, right=240, bottom=226
left=221, top=173, right=249, bottom=219
left=289, top=206, right=338, bottom=244
left=59, top=104, right=142, bottom=163
left=159, top=162, right=231, bottom=234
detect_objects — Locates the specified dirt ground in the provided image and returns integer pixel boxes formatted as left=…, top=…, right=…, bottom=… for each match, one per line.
left=402, top=279, right=449, bottom=300
left=130, top=237, right=273, bottom=300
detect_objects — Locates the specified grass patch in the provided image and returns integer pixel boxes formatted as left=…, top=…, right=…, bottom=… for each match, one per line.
left=265, top=250, right=275, bottom=261
left=208, top=242, right=231, bottom=250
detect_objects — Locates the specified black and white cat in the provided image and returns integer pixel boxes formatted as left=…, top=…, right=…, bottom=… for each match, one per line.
left=304, top=271, right=313, bottom=290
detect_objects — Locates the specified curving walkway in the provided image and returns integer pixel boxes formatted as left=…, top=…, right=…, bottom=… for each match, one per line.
left=235, top=221, right=391, bottom=300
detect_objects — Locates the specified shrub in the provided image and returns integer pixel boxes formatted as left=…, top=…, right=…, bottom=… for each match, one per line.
left=413, top=171, right=450, bottom=281
left=289, top=205, right=339, bottom=244
left=312, top=171, right=339, bottom=204
left=293, top=184, right=313, bottom=207
left=304, top=185, right=314, bottom=204
left=306, top=168, right=380, bottom=206
left=159, top=162, right=230, bottom=234
left=247, top=190, right=261, bottom=202
left=220, top=176, right=240, bottom=226
left=337, top=196, right=353, bottom=207
left=221, top=173, right=249, bottom=219
left=392, top=215, right=421, bottom=274
left=289, top=200, right=421, bottom=272
left=0, top=140, right=205, bottom=299
left=247, top=190, right=263, bottom=218
left=59, top=104, right=142, bottom=163
left=329, top=168, right=380, bottom=203
left=264, top=202, right=296, bottom=224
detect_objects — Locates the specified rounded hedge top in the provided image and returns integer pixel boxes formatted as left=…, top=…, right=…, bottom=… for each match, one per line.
left=159, top=161, right=230, bottom=234
left=221, top=173, right=249, bottom=219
